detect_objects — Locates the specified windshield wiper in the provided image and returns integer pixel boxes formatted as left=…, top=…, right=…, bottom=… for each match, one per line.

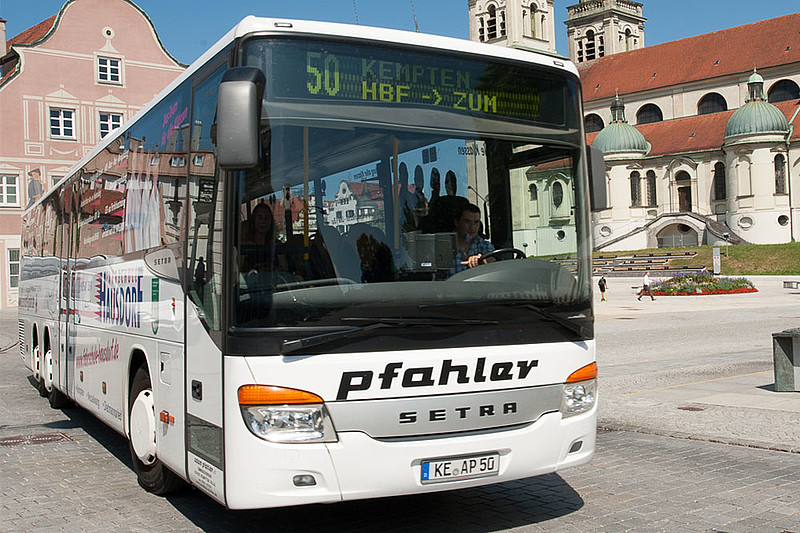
left=512, top=303, right=590, bottom=339
left=420, top=299, right=589, bottom=339
left=280, top=316, right=497, bottom=355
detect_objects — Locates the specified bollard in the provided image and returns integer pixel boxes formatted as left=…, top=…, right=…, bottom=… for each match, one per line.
left=772, top=328, right=800, bottom=392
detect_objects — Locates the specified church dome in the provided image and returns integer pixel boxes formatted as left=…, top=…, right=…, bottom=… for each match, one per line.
left=592, top=96, right=649, bottom=154
left=725, top=70, right=789, bottom=138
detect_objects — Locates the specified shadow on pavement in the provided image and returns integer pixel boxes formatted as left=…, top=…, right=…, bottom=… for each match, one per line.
left=22, top=372, right=585, bottom=532
left=163, top=472, right=584, bottom=533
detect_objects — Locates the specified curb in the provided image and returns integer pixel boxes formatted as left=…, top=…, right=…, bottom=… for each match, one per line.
left=598, top=423, right=800, bottom=454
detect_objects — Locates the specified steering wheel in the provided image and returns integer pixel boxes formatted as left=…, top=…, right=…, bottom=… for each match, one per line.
left=479, top=248, right=526, bottom=263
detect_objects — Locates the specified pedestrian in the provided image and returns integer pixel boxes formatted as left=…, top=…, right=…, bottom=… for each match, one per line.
left=638, top=270, right=655, bottom=301
left=598, top=275, right=607, bottom=301
left=194, top=256, right=206, bottom=301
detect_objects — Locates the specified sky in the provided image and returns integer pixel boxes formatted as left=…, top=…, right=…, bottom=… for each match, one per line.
left=1, top=0, right=799, bottom=65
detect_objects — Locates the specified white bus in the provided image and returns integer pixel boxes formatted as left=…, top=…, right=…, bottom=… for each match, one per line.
left=19, top=16, right=601, bottom=509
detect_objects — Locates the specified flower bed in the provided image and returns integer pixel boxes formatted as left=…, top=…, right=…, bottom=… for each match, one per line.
left=649, top=272, right=757, bottom=296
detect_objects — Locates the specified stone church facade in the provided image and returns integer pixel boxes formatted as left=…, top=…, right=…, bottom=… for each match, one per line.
left=469, top=0, right=800, bottom=251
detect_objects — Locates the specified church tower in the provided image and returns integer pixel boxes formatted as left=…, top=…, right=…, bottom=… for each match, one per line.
left=468, top=0, right=557, bottom=54
left=565, top=0, right=646, bottom=64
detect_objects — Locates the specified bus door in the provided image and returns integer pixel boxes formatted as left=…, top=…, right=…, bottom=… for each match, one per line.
left=58, top=185, right=78, bottom=399
left=183, top=60, right=229, bottom=503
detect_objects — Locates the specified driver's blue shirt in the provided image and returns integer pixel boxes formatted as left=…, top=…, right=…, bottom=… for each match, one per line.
left=453, top=236, right=495, bottom=273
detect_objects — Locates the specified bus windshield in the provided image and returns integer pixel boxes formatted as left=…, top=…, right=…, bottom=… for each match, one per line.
left=232, top=38, right=592, bottom=347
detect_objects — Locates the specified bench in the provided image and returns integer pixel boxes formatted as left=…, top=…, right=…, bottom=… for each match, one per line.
left=783, top=281, right=800, bottom=289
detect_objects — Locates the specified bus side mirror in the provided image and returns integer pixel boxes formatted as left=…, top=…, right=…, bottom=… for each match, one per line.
left=586, top=145, right=607, bottom=211
left=217, top=67, right=266, bottom=169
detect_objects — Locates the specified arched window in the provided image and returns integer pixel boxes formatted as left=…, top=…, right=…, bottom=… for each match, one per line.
left=487, top=5, right=498, bottom=39
left=528, top=5, right=537, bottom=38
left=625, top=28, right=634, bottom=51
left=552, top=181, right=563, bottom=208
left=775, top=154, right=787, bottom=194
left=698, top=93, right=727, bottom=115
left=713, top=162, right=726, bottom=201
left=584, top=114, right=604, bottom=133
left=479, top=17, right=485, bottom=42
left=585, top=29, right=597, bottom=61
left=529, top=183, right=539, bottom=216
left=500, top=9, right=506, bottom=37
left=636, top=104, right=663, bottom=125
left=768, top=79, right=800, bottom=103
left=646, top=170, right=657, bottom=206
left=630, top=171, right=641, bottom=207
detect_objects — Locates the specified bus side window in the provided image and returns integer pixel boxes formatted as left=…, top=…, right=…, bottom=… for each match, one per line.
left=187, top=63, right=228, bottom=334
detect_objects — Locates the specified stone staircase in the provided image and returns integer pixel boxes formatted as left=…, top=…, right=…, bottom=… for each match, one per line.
left=594, top=250, right=706, bottom=277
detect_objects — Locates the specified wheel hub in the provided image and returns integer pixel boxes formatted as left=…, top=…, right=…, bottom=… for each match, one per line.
left=130, top=389, right=157, bottom=465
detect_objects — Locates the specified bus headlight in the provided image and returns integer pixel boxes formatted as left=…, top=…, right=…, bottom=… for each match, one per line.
left=560, top=363, right=598, bottom=417
left=238, top=385, right=337, bottom=443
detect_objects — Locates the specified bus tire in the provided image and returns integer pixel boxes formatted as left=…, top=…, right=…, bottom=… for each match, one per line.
left=43, top=348, right=71, bottom=408
left=128, top=367, right=185, bottom=495
left=33, top=345, right=47, bottom=397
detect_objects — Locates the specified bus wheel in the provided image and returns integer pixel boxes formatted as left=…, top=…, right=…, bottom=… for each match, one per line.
left=43, top=348, right=54, bottom=393
left=33, top=345, right=47, bottom=397
left=128, top=367, right=185, bottom=495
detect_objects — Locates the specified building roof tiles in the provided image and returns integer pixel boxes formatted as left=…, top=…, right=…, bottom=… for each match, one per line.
left=6, top=15, right=57, bottom=54
left=578, top=13, right=800, bottom=102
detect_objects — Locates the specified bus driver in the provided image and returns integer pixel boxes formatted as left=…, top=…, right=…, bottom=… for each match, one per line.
left=453, top=203, right=494, bottom=272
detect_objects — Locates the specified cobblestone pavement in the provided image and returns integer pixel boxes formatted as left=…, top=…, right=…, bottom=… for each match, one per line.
left=2, top=275, right=800, bottom=532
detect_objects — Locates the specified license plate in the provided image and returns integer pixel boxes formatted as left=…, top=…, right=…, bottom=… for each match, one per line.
left=421, top=452, right=500, bottom=484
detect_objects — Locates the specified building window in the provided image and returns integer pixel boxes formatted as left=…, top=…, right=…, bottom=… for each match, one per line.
left=98, top=56, right=121, bottom=84
left=698, top=93, right=727, bottom=115
left=630, top=171, right=641, bottom=206
left=0, top=175, right=19, bottom=206
left=529, top=183, right=538, bottom=202
left=584, top=114, right=604, bottom=133
left=499, top=10, right=506, bottom=37
left=170, top=156, right=186, bottom=167
left=51, top=175, right=63, bottom=188
left=529, top=4, right=538, bottom=38
left=552, top=181, right=563, bottom=208
left=775, top=154, right=787, bottom=194
left=768, top=79, right=800, bottom=103
left=625, top=28, right=634, bottom=51
left=646, top=170, right=657, bottom=206
left=50, top=108, right=75, bottom=138
left=713, top=162, right=726, bottom=201
left=99, top=112, right=123, bottom=138
left=585, top=30, right=597, bottom=61
left=479, top=17, right=485, bottom=41
left=8, top=249, right=20, bottom=289
left=636, top=104, right=663, bottom=125
left=487, top=5, right=498, bottom=39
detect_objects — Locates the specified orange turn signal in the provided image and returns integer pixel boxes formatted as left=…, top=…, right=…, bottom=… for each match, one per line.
left=566, top=362, right=597, bottom=383
left=238, top=385, right=324, bottom=405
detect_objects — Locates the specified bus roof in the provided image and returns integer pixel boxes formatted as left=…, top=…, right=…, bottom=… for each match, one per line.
left=30, top=16, right=578, bottom=215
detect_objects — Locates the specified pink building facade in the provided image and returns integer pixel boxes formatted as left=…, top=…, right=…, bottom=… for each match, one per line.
left=0, top=0, right=184, bottom=309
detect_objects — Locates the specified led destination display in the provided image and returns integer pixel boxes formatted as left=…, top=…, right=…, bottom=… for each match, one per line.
left=264, top=39, right=569, bottom=126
